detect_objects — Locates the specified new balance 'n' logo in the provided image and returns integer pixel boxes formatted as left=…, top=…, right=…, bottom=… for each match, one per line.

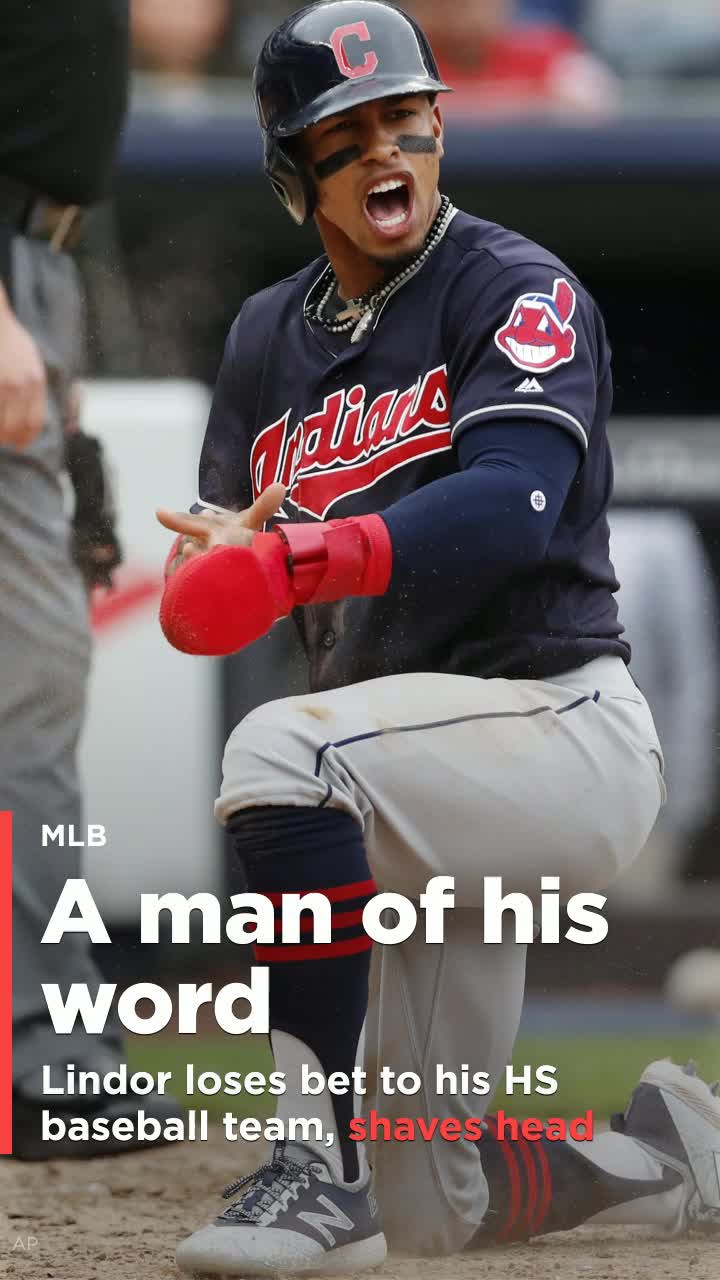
left=298, top=1196, right=355, bottom=1246
left=515, top=377, right=544, bottom=394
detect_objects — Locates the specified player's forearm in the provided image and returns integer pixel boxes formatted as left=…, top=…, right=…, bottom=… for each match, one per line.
left=159, top=422, right=579, bottom=656
left=383, top=468, right=555, bottom=601
left=383, top=468, right=568, bottom=604
left=381, top=419, right=581, bottom=604
left=160, top=514, right=391, bottom=654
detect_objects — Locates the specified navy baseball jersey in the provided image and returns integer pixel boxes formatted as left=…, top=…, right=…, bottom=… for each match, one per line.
left=194, top=206, right=628, bottom=691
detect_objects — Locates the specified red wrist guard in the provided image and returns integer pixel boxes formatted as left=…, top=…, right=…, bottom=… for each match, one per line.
left=159, top=514, right=392, bottom=656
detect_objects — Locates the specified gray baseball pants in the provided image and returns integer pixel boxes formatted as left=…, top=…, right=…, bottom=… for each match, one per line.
left=2, top=235, right=122, bottom=1083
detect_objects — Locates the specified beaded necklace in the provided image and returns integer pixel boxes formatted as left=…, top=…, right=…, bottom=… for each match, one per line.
left=307, top=195, right=456, bottom=345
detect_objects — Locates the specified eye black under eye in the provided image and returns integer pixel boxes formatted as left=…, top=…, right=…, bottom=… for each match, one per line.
left=314, top=145, right=362, bottom=180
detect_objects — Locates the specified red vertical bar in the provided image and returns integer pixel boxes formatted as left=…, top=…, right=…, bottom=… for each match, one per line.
left=0, top=811, right=11, bottom=1155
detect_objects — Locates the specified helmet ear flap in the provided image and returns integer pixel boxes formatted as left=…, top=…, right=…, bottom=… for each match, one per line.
left=265, top=139, right=316, bottom=226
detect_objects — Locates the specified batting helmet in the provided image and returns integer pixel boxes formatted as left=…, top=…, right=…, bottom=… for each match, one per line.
left=253, top=1, right=451, bottom=225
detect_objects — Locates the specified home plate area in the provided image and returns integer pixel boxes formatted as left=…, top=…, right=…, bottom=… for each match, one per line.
left=1, top=1130, right=717, bottom=1280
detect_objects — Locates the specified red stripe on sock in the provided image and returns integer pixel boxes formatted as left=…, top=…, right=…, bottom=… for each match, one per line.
left=255, top=935, right=373, bottom=963
left=328, top=907, right=367, bottom=930
left=263, top=879, right=376, bottom=907
left=517, top=1135, right=539, bottom=1237
left=273, top=907, right=366, bottom=937
left=0, top=812, right=11, bottom=1156
left=484, top=1115, right=522, bottom=1242
left=532, top=1135, right=552, bottom=1234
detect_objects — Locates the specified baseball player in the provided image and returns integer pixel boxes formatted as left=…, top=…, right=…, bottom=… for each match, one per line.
left=158, top=3, right=720, bottom=1271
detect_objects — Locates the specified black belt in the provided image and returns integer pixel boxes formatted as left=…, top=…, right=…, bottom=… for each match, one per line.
left=0, top=175, right=84, bottom=251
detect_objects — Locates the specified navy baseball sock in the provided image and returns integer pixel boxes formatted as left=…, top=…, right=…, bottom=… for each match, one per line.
left=473, top=1119, right=682, bottom=1244
left=228, top=805, right=375, bottom=1185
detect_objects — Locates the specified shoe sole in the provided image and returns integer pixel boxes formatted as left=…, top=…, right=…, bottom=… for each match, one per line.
left=641, top=1060, right=720, bottom=1213
left=178, top=1231, right=388, bottom=1277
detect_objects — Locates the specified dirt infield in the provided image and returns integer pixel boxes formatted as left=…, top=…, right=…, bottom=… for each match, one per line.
left=2, top=1130, right=718, bottom=1280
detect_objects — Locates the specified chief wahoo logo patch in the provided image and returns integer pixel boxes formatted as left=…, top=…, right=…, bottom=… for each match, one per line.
left=495, top=277, right=577, bottom=373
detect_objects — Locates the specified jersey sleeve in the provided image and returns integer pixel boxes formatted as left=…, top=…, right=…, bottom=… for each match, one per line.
left=191, top=306, right=256, bottom=516
left=446, top=262, right=607, bottom=454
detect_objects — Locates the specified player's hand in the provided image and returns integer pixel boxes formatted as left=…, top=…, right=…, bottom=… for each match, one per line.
left=156, top=484, right=287, bottom=572
left=0, top=297, right=47, bottom=450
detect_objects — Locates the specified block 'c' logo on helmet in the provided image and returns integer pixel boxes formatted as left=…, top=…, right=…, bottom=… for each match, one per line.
left=330, top=22, right=379, bottom=80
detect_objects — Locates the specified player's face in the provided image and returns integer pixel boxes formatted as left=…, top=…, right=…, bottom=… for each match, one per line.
left=302, top=95, right=444, bottom=266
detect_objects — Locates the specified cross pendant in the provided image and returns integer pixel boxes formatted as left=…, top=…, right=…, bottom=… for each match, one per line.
left=335, top=302, right=365, bottom=323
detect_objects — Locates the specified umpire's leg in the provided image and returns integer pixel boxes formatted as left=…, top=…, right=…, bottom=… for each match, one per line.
left=5, top=630, right=121, bottom=1081
left=2, top=236, right=123, bottom=1085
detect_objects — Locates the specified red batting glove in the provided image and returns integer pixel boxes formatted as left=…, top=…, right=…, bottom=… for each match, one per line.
left=159, top=514, right=392, bottom=656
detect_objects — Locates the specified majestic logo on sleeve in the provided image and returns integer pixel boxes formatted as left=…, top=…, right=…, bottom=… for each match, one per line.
left=250, top=365, right=451, bottom=519
left=495, top=278, right=577, bottom=373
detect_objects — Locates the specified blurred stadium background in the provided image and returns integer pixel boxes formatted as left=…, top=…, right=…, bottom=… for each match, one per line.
left=79, top=0, right=720, bottom=1119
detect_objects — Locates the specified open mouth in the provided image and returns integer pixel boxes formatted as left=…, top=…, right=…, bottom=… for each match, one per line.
left=364, top=177, right=413, bottom=233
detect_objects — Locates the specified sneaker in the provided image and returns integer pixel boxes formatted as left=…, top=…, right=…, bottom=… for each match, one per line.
left=611, top=1058, right=720, bottom=1232
left=176, top=1142, right=387, bottom=1276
